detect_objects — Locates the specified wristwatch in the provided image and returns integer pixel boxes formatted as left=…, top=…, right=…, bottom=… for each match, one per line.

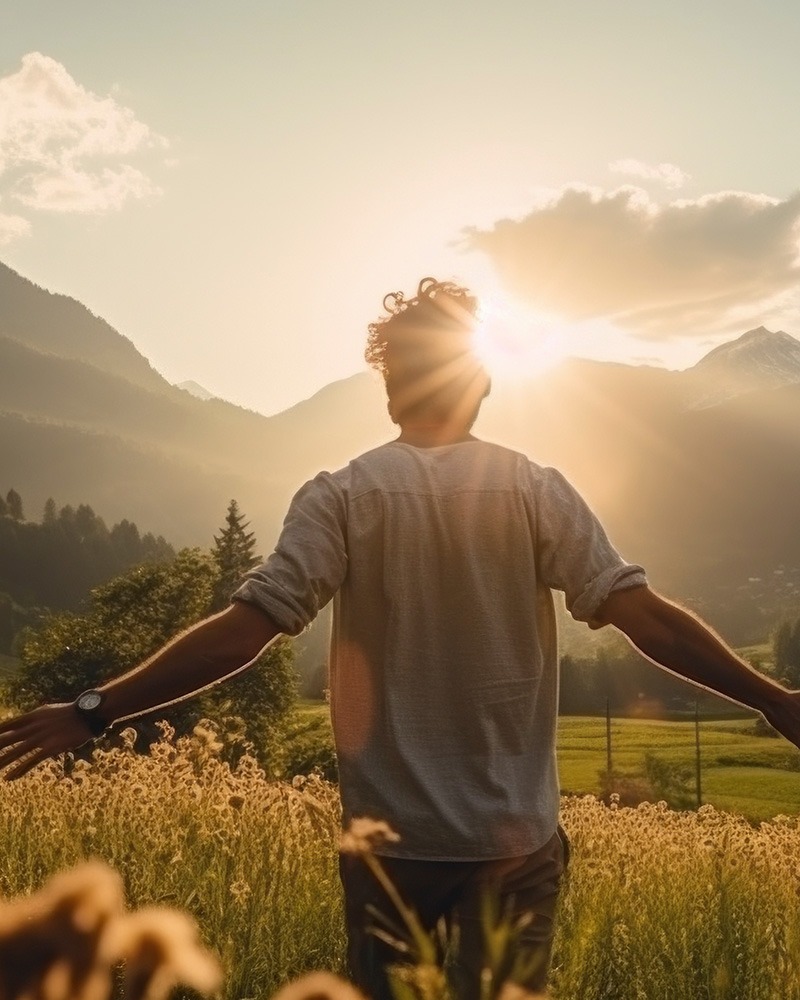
left=73, top=689, right=110, bottom=737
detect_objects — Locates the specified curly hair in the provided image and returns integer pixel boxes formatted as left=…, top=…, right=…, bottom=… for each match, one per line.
left=364, top=277, right=487, bottom=425
left=364, top=277, right=480, bottom=376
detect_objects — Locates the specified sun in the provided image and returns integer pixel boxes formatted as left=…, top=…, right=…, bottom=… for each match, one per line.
left=472, top=296, right=571, bottom=381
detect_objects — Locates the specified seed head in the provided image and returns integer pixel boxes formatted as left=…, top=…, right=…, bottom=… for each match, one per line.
left=339, top=818, right=400, bottom=856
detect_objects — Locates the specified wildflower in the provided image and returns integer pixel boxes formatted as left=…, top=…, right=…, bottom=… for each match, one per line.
left=192, top=724, right=223, bottom=755
left=271, top=971, right=366, bottom=1000
left=339, top=818, right=400, bottom=856
left=0, top=862, right=124, bottom=1000
left=0, top=862, right=221, bottom=1000
left=120, top=727, right=138, bottom=750
left=229, top=880, right=252, bottom=905
left=496, top=983, right=547, bottom=1000
left=114, top=907, right=221, bottom=1000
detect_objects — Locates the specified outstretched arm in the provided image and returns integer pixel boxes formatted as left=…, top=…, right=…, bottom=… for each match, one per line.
left=596, top=585, right=800, bottom=748
left=0, top=600, right=281, bottom=779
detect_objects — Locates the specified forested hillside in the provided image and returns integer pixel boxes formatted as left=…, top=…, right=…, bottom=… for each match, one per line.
left=0, top=487, right=173, bottom=653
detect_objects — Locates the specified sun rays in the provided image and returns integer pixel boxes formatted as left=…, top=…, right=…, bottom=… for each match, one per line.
left=473, top=296, right=572, bottom=382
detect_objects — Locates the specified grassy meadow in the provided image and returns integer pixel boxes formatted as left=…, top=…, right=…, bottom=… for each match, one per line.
left=295, top=700, right=800, bottom=822
left=557, top=715, right=800, bottom=821
left=2, top=725, right=800, bottom=999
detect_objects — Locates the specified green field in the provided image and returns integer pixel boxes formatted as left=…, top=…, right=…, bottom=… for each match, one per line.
left=557, top=715, right=800, bottom=820
left=297, top=701, right=800, bottom=822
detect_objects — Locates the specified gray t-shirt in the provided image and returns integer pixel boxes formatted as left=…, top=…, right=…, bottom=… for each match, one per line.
left=234, top=439, right=646, bottom=860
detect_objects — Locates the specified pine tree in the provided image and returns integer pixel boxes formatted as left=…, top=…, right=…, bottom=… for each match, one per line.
left=210, top=500, right=260, bottom=612
left=43, top=498, right=57, bottom=525
left=5, top=489, right=23, bottom=521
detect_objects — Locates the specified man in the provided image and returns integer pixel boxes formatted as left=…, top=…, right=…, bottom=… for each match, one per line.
left=1, top=277, right=800, bottom=998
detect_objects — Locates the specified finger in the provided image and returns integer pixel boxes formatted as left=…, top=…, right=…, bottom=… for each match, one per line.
left=3, top=747, right=52, bottom=781
left=0, top=740, right=39, bottom=770
left=0, top=724, right=36, bottom=752
left=0, top=718, right=24, bottom=740
left=0, top=711, right=51, bottom=745
left=0, top=716, right=27, bottom=739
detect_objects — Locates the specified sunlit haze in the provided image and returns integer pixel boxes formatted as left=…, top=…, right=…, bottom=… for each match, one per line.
left=2, top=1, right=799, bottom=414
left=474, top=296, right=573, bottom=381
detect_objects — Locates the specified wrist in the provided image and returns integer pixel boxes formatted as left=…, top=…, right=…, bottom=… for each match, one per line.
left=747, top=675, right=788, bottom=717
left=73, top=689, right=112, bottom=737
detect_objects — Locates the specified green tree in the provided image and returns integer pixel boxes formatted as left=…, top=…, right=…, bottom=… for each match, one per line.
left=42, top=497, right=57, bottom=525
left=210, top=499, right=260, bottom=612
left=774, top=617, right=800, bottom=688
left=10, top=540, right=296, bottom=770
left=0, top=592, right=41, bottom=655
left=204, top=500, right=295, bottom=770
left=193, top=638, right=297, bottom=773
left=10, top=549, right=217, bottom=709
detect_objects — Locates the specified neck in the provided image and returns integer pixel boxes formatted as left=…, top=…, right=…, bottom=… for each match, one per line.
left=396, top=423, right=476, bottom=448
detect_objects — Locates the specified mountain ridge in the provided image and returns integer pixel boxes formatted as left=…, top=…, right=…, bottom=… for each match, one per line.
left=1, top=258, right=799, bottom=644
left=0, top=261, right=166, bottom=392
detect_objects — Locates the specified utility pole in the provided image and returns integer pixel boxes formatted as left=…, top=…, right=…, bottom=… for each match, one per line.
left=606, top=696, right=613, bottom=783
left=695, top=701, right=702, bottom=808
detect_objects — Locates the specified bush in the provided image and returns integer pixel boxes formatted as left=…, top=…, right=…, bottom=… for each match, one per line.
left=280, top=711, right=337, bottom=781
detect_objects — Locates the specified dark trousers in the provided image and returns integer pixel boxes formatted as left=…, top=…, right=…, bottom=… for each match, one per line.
left=339, top=828, right=568, bottom=1000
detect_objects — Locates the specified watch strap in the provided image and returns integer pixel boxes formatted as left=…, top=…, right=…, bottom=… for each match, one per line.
left=74, top=690, right=110, bottom=737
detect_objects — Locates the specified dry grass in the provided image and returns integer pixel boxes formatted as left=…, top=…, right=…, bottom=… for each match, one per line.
left=0, top=724, right=345, bottom=999
left=2, top=727, right=800, bottom=999
left=555, top=794, right=800, bottom=999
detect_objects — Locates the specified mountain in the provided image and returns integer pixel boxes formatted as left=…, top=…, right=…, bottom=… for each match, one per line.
left=1, top=259, right=799, bottom=642
left=696, top=327, right=800, bottom=382
left=177, top=380, right=216, bottom=400
left=684, top=327, right=800, bottom=407
left=0, top=261, right=391, bottom=548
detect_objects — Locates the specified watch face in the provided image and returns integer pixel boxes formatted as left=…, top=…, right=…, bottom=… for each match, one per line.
left=77, top=691, right=103, bottom=712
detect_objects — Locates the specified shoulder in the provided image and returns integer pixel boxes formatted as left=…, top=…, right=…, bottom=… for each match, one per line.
left=527, top=461, right=583, bottom=498
left=336, top=442, right=408, bottom=494
left=296, top=444, right=399, bottom=503
left=524, top=464, right=605, bottom=531
left=287, top=469, right=348, bottom=521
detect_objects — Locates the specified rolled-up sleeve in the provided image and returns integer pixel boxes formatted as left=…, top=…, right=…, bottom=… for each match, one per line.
left=232, top=473, right=348, bottom=635
left=532, top=467, right=646, bottom=624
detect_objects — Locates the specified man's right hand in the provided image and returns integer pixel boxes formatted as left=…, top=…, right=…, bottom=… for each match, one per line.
left=758, top=688, right=800, bottom=750
left=0, top=703, right=96, bottom=780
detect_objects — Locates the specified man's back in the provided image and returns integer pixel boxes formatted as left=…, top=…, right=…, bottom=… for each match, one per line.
left=235, top=438, right=645, bottom=859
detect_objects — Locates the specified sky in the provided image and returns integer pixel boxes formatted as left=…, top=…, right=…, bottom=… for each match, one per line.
left=1, top=0, right=799, bottom=415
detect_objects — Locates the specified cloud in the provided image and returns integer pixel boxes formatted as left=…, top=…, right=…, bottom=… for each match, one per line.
left=609, top=159, right=690, bottom=190
left=464, top=185, right=800, bottom=337
left=0, top=207, right=30, bottom=244
left=14, top=163, right=155, bottom=213
left=0, top=52, right=166, bottom=220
